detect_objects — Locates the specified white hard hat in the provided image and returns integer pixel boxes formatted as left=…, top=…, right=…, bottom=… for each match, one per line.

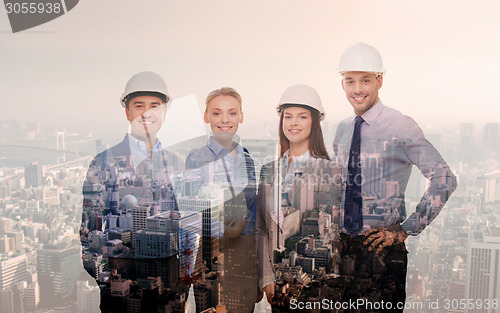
left=338, top=42, right=385, bottom=75
left=121, top=71, right=170, bottom=108
left=277, top=84, right=325, bottom=121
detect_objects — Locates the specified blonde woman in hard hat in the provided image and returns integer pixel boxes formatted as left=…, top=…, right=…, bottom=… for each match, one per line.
left=185, top=87, right=258, bottom=313
left=256, top=84, right=342, bottom=310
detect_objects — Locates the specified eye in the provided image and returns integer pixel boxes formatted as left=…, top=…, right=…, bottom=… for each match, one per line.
left=230, top=112, right=237, bottom=116
left=363, top=79, right=371, bottom=83
left=345, top=80, right=353, bottom=85
left=213, top=112, right=220, bottom=116
left=284, top=115, right=291, bottom=119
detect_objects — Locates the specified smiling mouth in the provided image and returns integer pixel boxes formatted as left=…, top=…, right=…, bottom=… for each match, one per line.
left=353, top=96, right=367, bottom=103
left=217, top=126, right=233, bottom=131
left=288, top=129, right=301, bottom=134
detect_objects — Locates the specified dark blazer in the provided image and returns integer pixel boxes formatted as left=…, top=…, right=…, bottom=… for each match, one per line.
left=80, top=135, right=190, bottom=313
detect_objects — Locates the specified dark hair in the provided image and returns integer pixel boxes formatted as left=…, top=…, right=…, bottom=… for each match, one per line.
left=279, top=106, right=330, bottom=160
left=124, top=91, right=168, bottom=109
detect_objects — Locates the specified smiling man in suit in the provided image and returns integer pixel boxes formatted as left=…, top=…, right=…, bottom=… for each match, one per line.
left=333, top=43, right=457, bottom=312
left=80, top=71, right=199, bottom=313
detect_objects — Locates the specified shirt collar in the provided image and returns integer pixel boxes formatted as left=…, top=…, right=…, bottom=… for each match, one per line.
left=361, top=100, right=384, bottom=125
left=207, top=136, right=243, bottom=157
left=282, top=149, right=312, bottom=163
left=127, top=133, right=162, bottom=169
left=349, top=100, right=384, bottom=126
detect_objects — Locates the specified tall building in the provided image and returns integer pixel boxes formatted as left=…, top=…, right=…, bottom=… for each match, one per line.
left=482, top=123, right=500, bottom=159
left=465, top=226, right=500, bottom=313
left=135, top=231, right=177, bottom=258
left=76, top=280, right=100, bottom=313
left=131, top=204, right=158, bottom=247
left=459, top=123, right=475, bottom=163
left=37, top=244, right=81, bottom=306
left=134, top=210, right=202, bottom=288
left=0, top=254, right=28, bottom=290
left=178, top=196, right=223, bottom=268
left=56, top=131, right=65, bottom=163
left=0, top=288, right=13, bottom=313
left=474, top=175, right=499, bottom=209
left=24, top=282, right=40, bottom=311
left=365, top=155, right=383, bottom=196
left=146, top=211, right=202, bottom=273
left=24, top=162, right=42, bottom=188
left=0, top=235, right=10, bottom=253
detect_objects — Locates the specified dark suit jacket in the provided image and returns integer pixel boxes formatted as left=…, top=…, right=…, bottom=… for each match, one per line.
left=80, top=135, right=192, bottom=313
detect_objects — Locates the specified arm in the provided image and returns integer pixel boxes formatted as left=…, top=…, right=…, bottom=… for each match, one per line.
left=364, top=117, right=457, bottom=251
left=399, top=117, right=457, bottom=235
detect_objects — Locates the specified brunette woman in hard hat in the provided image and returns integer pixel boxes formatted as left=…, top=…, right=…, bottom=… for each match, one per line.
left=256, top=84, right=342, bottom=311
left=185, top=87, right=258, bottom=313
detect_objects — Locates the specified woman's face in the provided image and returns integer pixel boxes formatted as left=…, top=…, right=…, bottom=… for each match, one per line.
left=204, top=95, right=243, bottom=139
left=282, top=106, right=312, bottom=147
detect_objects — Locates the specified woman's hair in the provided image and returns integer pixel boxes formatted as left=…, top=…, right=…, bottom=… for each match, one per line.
left=279, top=106, right=330, bottom=160
left=205, top=87, right=242, bottom=111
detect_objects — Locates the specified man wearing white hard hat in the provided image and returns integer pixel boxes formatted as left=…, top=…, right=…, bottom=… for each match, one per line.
left=333, top=43, right=457, bottom=311
left=80, top=72, right=198, bottom=313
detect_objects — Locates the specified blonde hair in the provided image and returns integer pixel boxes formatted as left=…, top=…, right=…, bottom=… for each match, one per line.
left=205, top=87, right=242, bottom=112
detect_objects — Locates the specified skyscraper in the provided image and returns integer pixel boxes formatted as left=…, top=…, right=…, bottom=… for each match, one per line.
left=134, top=210, right=202, bottom=288
left=466, top=226, right=500, bottom=313
left=76, top=280, right=100, bottom=313
left=178, top=196, right=223, bottom=269
left=482, top=123, right=500, bottom=159
left=37, top=244, right=81, bottom=306
left=459, top=123, right=475, bottom=163
left=0, top=254, right=27, bottom=290
left=24, top=162, right=42, bottom=188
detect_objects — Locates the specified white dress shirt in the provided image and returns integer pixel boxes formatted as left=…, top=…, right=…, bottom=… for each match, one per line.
left=127, top=133, right=163, bottom=169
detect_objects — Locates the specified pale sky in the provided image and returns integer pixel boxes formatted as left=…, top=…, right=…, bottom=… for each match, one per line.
left=1, top=0, right=499, bottom=145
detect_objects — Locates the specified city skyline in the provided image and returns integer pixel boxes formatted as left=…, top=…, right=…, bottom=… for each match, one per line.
left=1, top=1, right=500, bottom=312
left=1, top=119, right=500, bottom=311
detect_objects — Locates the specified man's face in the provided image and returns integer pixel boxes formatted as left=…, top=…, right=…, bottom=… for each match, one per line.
left=204, top=95, right=243, bottom=142
left=125, top=95, right=166, bottom=143
left=341, top=71, right=383, bottom=116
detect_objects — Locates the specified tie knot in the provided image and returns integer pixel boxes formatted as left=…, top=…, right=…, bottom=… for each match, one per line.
left=355, top=116, right=364, bottom=125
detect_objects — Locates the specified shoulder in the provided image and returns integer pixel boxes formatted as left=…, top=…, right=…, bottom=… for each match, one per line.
left=336, top=116, right=353, bottom=132
left=338, top=115, right=353, bottom=126
left=186, top=145, right=215, bottom=169
left=379, top=105, right=424, bottom=137
left=91, top=138, right=130, bottom=167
